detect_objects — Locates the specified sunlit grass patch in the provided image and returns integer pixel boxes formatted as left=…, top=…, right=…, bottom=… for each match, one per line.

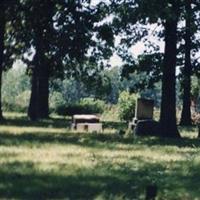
left=0, top=113, right=200, bottom=199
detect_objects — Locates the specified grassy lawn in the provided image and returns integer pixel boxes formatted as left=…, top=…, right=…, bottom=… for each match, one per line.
left=0, top=113, right=200, bottom=199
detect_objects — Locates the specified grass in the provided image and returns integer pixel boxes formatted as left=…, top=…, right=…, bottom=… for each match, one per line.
left=0, top=113, right=200, bottom=199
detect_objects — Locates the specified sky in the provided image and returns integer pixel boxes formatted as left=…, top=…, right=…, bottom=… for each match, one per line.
left=109, top=25, right=165, bottom=67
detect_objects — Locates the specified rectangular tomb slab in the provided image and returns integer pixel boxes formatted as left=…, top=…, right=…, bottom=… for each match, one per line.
left=73, top=114, right=100, bottom=124
left=75, top=123, right=103, bottom=133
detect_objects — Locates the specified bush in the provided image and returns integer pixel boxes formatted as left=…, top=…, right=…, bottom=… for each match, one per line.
left=79, top=98, right=106, bottom=114
left=49, top=92, right=66, bottom=114
left=118, top=91, right=138, bottom=121
left=101, top=105, right=119, bottom=121
left=50, top=96, right=106, bottom=116
left=3, top=90, right=30, bottom=112
left=15, top=90, right=30, bottom=112
left=192, top=112, right=200, bottom=125
left=63, top=98, right=106, bottom=116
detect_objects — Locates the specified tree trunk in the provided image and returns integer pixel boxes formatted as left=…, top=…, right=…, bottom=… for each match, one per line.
left=28, top=55, right=49, bottom=120
left=28, top=67, right=39, bottom=121
left=28, top=28, right=50, bottom=120
left=160, top=11, right=180, bottom=138
left=180, top=0, right=192, bottom=126
left=0, top=1, right=5, bottom=120
left=28, top=0, right=52, bottom=120
left=38, top=65, right=49, bottom=118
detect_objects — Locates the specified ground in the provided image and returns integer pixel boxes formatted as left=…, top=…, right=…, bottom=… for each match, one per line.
left=0, top=113, right=200, bottom=200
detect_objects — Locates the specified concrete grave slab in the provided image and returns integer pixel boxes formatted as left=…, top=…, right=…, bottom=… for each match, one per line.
left=73, top=115, right=100, bottom=124
left=72, top=114, right=102, bottom=133
left=75, top=123, right=103, bottom=133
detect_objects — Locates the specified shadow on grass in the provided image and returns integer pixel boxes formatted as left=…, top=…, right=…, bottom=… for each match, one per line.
left=137, top=136, right=200, bottom=148
left=102, top=121, right=127, bottom=130
left=0, top=116, right=71, bottom=129
left=0, top=115, right=127, bottom=131
left=0, top=161, right=139, bottom=200
left=1, top=158, right=200, bottom=199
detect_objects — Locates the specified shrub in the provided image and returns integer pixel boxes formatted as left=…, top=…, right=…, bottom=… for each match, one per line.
left=192, top=112, right=200, bottom=125
left=15, top=90, right=30, bottom=112
left=49, top=92, right=66, bottom=115
left=63, top=98, right=106, bottom=116
left=50, top=96, right=106, bottom=116
left=101, top=105, right=119, bottom=121
left=3, top=90, right=30, bottom=112
left=79, top=98, right=106, bottom=114
left=118, top=91, right=138, bottom=121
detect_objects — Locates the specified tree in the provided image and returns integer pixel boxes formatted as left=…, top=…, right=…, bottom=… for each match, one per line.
left=0, top=0, right=6, bottom=120
left=112, top=0, right=182, bottom=137
left=180, top=0, right=192, bottom=125
left=26, top=0, right=55, bottom=120
left=180, top=0, right=200, bottom=125
left=19, top=0, right=113, bottom=120
left=160, top=1, right=180, bottom=137
left=0, top=0, right=20, bottom=119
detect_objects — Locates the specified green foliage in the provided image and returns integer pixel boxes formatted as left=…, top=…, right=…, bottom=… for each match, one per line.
left=121, top=53, right=163, bottom=90
left=101, top=105, right=120, bottom=122
left=49, top=91, right=66, bottom=114
left=191, top=76, right=200, bottom=100
left=3, top=90, right=30, bottom=112
left=80, top=98, right=106, bottom=114
left=118, top=91, right=138, bottom=121
left=50, top=96, right=106, bottom=116
left=63, top=98, right=105, bottom=116
left=15, top=90, right=30, bottom=111
left=2, top=66, right=30, bottom=112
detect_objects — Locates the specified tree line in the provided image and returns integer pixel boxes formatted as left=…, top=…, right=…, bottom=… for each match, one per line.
left=0, top=0, right=200, bottom=138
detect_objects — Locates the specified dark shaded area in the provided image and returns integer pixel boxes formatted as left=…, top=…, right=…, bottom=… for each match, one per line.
left=145, top=185, right=157, bottom=200
left=102, top=121, right=127, bottom=130
left=180, top=0, right=192, bottom=126
left=0, top=158, right=200, bottom=199
left=0, top=116, right=71, bottom=128
left=136, top=136, right=200, bottom=148
left=0, top=162, right=139, bottom=200
left=160, top=3, right=180, bottom=138
left=134, top=120, right=161, bottom=137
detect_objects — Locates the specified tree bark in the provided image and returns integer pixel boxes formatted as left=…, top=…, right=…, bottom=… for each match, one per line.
left=28, top=66, right=39, bottom=121
left=160, top=8, right=180, bottom=138
left=38, top=64, right=49, bottom=118
left=0, top=1, right=5, bottom=120
left=28, top=53, right=49, bottom=120
left=28, top=18, right=50, bottom=120
left=180, top=0, right=192, bottom=126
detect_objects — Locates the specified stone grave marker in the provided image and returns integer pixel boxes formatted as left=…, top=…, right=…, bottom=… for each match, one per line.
left=135, top=98, right=154, bottom=120
left=72, top=114, right=103, bottom=133
left=129, top=98, right=154, bottom=129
